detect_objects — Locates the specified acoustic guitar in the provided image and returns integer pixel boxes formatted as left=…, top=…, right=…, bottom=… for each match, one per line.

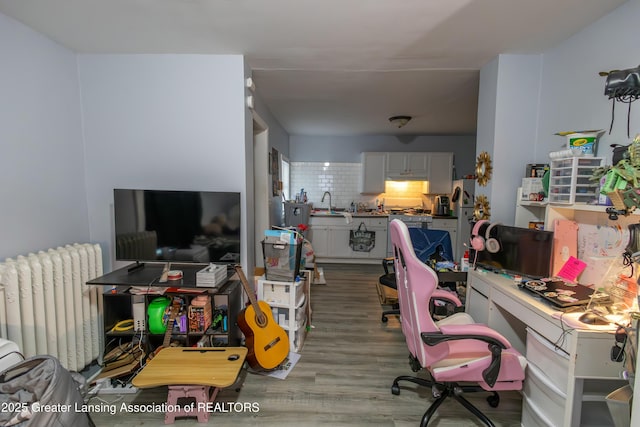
left=235, top=265, right=289, bottom=370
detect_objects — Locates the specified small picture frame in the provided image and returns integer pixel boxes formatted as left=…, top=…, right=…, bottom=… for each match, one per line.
left=271, top=148, right=280, bottom=196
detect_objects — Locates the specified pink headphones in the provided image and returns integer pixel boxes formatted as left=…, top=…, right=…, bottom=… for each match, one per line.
left=484, top=222, right=502, bottom=253
left=470, top=220, right=489, bottom=251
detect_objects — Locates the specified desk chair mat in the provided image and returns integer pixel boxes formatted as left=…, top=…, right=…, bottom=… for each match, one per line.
left=520, top=279, right=597, bottom=308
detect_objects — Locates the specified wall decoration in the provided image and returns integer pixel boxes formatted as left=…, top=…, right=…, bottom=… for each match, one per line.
left=476, top=151, right=493, bottom=186
left=271, top=148, right=280, bottom=196
left=474, top=194, right=491, bottom=220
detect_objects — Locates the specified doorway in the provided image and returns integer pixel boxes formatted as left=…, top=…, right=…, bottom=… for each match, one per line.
left=253, top=112, right=269, bottom=268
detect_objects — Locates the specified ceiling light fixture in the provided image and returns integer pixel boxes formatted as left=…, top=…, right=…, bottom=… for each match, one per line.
left=389, top=115, right=412, bottom=128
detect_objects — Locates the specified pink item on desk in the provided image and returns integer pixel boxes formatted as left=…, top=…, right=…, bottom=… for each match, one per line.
left=552, top=219, right=578, bottom=277
left=557, top=256, right=587, bottom=282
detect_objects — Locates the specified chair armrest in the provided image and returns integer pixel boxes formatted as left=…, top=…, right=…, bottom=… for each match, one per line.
left=382, top=257, right=394, bottom=275
left=431, top=288, right=462, bottom=307
left=421, top=324, right=513, bottom=387
left=429, top=324, right=511, bottom=349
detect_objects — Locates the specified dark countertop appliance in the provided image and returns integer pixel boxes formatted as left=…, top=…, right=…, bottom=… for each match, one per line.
left=435, top=195, right=450, bottom=216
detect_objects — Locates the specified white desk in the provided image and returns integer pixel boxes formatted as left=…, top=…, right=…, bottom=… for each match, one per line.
left=466, top=269, right=628, bottom=427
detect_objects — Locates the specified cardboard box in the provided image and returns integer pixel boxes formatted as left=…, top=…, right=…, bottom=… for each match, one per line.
left=528, top=221, right=544, bottom=230
left=376, top=282, right=398, bottom=305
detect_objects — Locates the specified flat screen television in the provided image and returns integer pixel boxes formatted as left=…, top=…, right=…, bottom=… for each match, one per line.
left=473, top=224, right=553, bottom=279
left=113, top=189, right=241, bottom=264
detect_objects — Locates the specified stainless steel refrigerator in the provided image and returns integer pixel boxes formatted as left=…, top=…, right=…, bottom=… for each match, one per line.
left=452, top=179, right=476, bottom=262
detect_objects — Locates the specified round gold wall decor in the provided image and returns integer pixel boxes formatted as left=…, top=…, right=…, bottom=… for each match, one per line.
left=476, top=151, right=493, bottom=186
left=474, top=194, right=491, bottom=220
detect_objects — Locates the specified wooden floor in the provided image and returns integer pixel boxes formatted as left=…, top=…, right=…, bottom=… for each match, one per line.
left=90, top=264, right=522, bottom=426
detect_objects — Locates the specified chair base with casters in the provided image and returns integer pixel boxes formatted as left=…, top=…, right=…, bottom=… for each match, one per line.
left=379, top=257, right=399, bottom=322
left=381, top=305, right=399, bottom=323
left=391, top=355, right=501, bottom=427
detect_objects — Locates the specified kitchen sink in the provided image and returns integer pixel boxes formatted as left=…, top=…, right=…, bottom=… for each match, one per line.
left=312, top=211, right=343, bottom=216
left=312, top=208, right=346, bottom=215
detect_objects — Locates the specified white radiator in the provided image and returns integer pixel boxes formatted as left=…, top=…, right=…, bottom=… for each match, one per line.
left=0, top=243, right=103, bottom=372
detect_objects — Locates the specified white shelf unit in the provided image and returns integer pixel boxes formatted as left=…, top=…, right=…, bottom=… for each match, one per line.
left=548, top=157, right=604, bottom=204
left=543, top=203, right=640, bottom=232
left=257, top=273, right=311, bottom=353
left=515, top=187, right=548, bottom=228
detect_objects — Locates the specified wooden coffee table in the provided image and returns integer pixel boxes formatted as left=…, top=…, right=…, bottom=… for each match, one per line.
left=132, top=347, right=247, bottom=424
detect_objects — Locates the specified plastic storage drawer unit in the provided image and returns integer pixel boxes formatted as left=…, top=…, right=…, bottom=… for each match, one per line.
left=548, top=157, right=604, bottom=204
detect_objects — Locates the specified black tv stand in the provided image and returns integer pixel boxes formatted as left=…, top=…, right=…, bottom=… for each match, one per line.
left=127, top=261, right=145, bottom=273
left=89, top=263, right=242, bottom=364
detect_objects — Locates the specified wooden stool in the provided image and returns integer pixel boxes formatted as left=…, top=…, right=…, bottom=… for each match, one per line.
left=164, top=385, right=219, bottom=424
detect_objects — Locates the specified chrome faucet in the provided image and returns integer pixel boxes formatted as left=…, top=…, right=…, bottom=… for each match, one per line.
left=321, top=191, right=332, bottom=212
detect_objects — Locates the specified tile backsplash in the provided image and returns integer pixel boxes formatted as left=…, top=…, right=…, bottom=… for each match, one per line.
left=291, top=162, right=365, bottom=209
left=291, top=162, right=432, bottom=210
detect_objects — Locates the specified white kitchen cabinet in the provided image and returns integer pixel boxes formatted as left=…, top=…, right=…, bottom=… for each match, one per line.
left=386, top=152, right=429, bottom=180
left=361, top=151, right=453, bottom=189
left=309, top=225, right=329, bottom=258
left=309, top=216, right=388, bottom=264
left=327, top=226, right=352, bottom=258
left=426, top=152, right=453, bottom=194
left=309, top=221, right=350, bottom=259
left=430, top=217, right=458, bottom=260
left=360, top=152, right=386, bottom=194
left=357, top=217, right=389, bottom=260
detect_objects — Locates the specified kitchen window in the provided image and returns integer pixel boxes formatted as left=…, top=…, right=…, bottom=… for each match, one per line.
left=280, top=155, right=290, bottom=200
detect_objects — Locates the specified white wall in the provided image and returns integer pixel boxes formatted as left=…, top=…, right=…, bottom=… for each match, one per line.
left=537, top=0, right=640, bottom=163
left=533, top=4, right=640, bottom=424
left=477, top=0, right=640, bottom=225
left=0, top=13, right=89, bottom=259
left=252, top=87, right=290, bottom=227
left=77, top=54, right=249, bottom=270
left=0, top=8, right=288, bottom=272
left=492, top=55, right=543, bottom=224
left=478, top=3, right=640, bottom=421
left=476, top=57, right=499, bottom=221
left=477, top=54, right=544, bottom=224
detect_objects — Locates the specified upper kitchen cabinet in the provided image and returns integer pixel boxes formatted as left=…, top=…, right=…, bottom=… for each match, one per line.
left=426, top=152, right=454, bottom=194
left=386, top=152, right=429, bottom=180
left=360, top=152, right=386, bottom=194
left=360, top=151, right=454, bottom=194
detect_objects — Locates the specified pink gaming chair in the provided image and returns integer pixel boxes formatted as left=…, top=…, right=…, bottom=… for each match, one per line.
left=389, top=219, right=526, bottom=427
